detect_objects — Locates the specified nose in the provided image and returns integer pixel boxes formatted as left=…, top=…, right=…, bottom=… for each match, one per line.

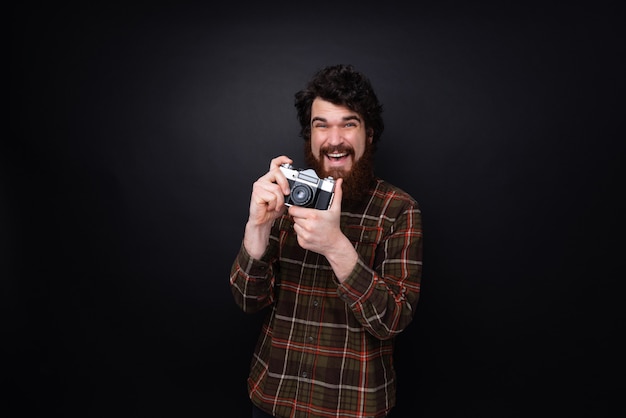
left=327, top=127, right=343, bottom=145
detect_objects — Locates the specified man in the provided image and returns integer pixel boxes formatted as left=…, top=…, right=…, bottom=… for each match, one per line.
left=230, top=64, right=423, bottom=418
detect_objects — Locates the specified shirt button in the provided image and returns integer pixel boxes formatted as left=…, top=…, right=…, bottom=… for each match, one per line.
left=308, top=336, right=314, bottom=343
left=313, top=300, right=319, bottom=307
left=302, top=371, right=308, bottom=378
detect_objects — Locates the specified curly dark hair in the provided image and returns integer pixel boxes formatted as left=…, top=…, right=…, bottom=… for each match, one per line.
left=294, top=64, right=384, bottom=149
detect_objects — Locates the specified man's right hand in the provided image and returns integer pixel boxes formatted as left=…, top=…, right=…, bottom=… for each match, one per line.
left=244, top=155, right=293, bottom=259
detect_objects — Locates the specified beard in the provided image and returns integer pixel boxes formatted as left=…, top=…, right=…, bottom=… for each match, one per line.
left=304, top=141, right=376, bottom=204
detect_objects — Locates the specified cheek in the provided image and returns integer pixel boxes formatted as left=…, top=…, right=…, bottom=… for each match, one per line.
left=310, top=140, right=322, bottom=157
left=354, top=143, right=367, bottom=159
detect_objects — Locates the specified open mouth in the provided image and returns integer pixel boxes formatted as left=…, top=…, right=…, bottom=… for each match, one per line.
left=327, top=152, right=348, bottom=161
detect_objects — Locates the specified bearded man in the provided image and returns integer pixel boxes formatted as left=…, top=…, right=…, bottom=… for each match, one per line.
left=230, top=64, right=423, bottom=418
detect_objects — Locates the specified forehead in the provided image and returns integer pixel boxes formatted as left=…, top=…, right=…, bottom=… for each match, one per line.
left=311, top=98, right=359, bottom=119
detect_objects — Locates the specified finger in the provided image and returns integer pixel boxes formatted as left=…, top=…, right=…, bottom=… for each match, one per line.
left=269, top=155, right=293, bottom=170
left=269, top=157, right=293, bottom=196
left=330, top=178, right=343, bottom=212
left=254, top=182, right=286, bottom=210
left=287, top=205, right=304, bottom=219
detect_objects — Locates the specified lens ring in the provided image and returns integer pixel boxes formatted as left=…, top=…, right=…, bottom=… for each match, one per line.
left=290, top=184, right=313, bottom=206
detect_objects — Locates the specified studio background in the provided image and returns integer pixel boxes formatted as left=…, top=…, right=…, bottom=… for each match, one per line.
left=7, top=2, right=623, bottom=417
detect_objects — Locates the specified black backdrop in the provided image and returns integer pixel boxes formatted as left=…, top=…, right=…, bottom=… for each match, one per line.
left=6, top=2, right=624, bottom=417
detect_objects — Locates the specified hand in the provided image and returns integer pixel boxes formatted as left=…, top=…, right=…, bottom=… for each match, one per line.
left=248, top=155, right=293, bottom=227
left=244, top=155, right=292, bottom=259
left=288, top=178, right=346, bottom=257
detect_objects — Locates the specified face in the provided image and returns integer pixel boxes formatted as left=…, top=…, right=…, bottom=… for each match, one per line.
left=309, top=98, right=372, bottom=179
left=305, top=98, right=376, bottom=204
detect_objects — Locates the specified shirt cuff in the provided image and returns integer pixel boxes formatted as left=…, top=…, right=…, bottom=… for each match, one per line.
left=237, top=242, right=272, bottom=277
left=336, top=257, right=375, bottom=305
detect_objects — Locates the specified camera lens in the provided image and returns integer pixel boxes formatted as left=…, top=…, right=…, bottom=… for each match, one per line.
left=290, top=184, right=313, bottom=206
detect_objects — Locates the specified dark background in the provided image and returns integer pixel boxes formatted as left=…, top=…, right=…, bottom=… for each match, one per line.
left=6, top=2, right=624, bottom=417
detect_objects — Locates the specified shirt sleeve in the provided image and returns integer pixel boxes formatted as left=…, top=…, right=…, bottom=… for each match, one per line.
left=229, top=239, right=276, bottom=313
left=337, top=200, right=423, bottom=340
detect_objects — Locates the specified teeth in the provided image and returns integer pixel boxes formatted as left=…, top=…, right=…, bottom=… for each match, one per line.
left=328, top=153, right=347, bottom=158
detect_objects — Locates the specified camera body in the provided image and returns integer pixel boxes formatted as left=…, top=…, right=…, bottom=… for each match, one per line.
left=279, top=164, right=335, bottom=210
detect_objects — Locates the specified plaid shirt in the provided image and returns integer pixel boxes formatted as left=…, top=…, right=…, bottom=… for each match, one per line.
left=230, top=178, right=423, bottom=418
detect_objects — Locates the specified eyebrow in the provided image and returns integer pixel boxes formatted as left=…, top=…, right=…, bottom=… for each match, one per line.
left=311, top=115, right=362, bottom=124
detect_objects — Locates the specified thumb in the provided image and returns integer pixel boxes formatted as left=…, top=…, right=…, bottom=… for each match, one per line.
left=330, top=178, right=343, bottom=211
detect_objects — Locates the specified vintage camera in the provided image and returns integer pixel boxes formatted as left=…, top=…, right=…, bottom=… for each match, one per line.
left=279, top=163, right=335, bottom=210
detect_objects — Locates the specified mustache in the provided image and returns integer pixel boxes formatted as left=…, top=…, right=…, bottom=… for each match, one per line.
left=320, top=144, right=354, bottom=155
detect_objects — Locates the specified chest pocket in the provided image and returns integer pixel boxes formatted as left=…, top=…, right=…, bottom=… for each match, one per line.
left=343, top=225, right=384, bottom=268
